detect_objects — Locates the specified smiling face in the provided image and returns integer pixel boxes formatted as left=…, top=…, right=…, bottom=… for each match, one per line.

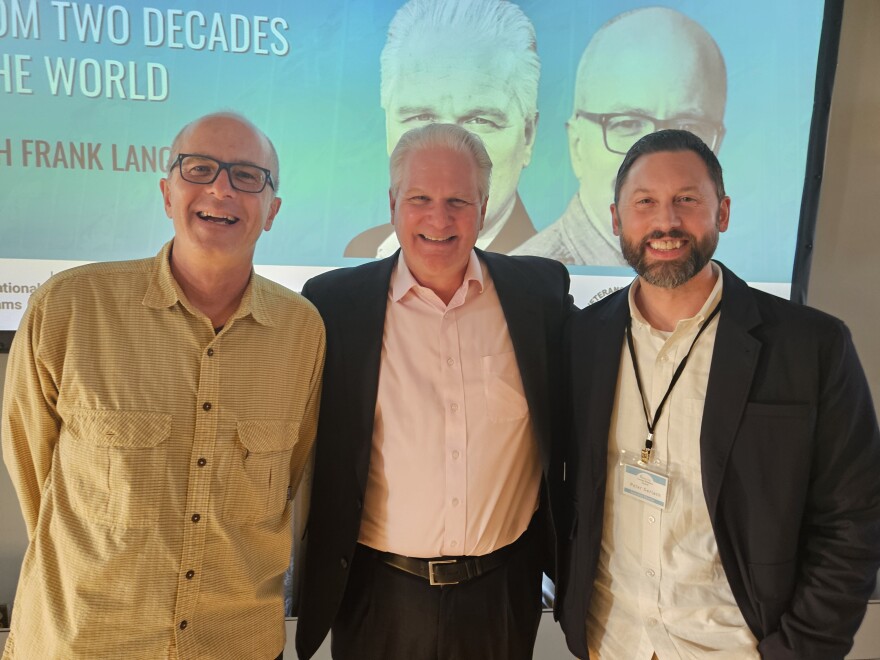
left=160, top=115, right=281, bottom=267
left=612, top=149, right=729, bottom=289
left=385, top=33, right=535, bottom=233
left=390, top=144, right=487, bottom=300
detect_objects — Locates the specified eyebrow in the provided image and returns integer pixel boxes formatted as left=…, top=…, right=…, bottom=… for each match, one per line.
left=628, top=185, right=703, bottom=196
left=394, top=105, right=510, bottom=123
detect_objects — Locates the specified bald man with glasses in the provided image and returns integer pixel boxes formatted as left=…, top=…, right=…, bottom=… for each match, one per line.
left=513, top=7, right=726, bottom=267
left=2, top=112, right=324, bottom=660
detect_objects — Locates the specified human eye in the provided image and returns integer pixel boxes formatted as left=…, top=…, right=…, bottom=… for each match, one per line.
left=448, top=198, right=471, bottom=208
left=463, top=115, right=502, bottom=131
left=402, top=112, right=436, bottom=125
left=607, top=116, right=650, bottom=138
left=232, top=167, right=260, bottom=183
left=183, top=157, right=216, bottom=178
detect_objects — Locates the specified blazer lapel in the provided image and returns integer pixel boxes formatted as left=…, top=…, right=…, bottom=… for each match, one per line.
left=699, top=263, right=762, bottom=517
left=584, top=291, right=630, bottom=482
left=340, top=255, right=396, bottom=494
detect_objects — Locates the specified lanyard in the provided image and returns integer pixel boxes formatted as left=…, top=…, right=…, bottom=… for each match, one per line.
left=625, top=304, right=721, bottom=463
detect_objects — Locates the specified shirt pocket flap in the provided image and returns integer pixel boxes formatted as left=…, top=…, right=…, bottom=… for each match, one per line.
left=67, top=410, right=172, bottom=448
left=237, top=420, right=299, bottom=453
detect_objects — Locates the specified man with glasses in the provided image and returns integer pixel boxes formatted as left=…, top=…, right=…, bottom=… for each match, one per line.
left=513, top=7, right=726, bottom=266
left=2, top=112, right=325, bottom=660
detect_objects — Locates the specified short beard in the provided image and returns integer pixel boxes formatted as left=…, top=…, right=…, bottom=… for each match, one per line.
left=620, top=226, right=719, bottom=289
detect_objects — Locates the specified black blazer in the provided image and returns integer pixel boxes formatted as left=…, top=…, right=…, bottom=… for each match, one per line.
left=295, top=249, right=571, bottom=660
left=558, top=262, right=880, bottom=660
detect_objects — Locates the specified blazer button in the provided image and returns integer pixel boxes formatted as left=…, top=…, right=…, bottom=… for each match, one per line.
left=340, top=557, right=349, bottom=569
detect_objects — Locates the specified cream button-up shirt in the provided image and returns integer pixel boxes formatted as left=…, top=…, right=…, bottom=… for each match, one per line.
left=587, top=264, right=760, bottom=659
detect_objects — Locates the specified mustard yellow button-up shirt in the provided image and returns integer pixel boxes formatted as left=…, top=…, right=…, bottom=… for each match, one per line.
left=1, top=242, right=325, bottom=660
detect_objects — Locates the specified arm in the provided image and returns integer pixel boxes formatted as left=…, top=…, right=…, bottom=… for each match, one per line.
left=2, top=298, right=62, bottom=539
left=759, top=322, right=880, bottom=659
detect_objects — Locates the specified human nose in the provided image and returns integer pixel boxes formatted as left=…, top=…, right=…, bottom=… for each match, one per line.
left=655, top=200, right=681, bottom=230
left=206, top=165, right=236, bottom=197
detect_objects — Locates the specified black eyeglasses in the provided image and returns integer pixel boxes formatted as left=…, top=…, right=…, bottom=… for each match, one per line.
left=171, top=154, right=275, bottom=193
left=574, top=111, right=724, bottom=155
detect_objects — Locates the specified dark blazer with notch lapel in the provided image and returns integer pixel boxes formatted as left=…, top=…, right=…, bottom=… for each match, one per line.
left=295, top=248, right=572, bottom=660
left=558, top=261, right=880, bottom=660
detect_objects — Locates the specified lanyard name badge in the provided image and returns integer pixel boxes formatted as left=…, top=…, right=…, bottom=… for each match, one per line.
left=619, top=305, right=720, bottom=510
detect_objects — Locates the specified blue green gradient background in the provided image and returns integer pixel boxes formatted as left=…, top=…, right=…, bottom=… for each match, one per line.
left=1, top=0, right=824, bottom=278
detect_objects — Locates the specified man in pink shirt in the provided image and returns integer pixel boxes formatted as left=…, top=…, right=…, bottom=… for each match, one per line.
left=295, top=123, right=571, bottom=660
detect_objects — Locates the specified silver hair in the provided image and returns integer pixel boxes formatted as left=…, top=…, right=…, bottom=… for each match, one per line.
left=380, top=0, right=540, bottom=119
left=168, top=111, right=281, bottom=193
left=389, top=123, right=492, bottom=201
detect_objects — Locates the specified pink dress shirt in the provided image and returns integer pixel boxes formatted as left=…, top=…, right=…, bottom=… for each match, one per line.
left=357, top=251, right=541, bottom=558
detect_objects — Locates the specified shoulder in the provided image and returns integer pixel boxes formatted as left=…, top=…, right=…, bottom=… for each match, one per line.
left=720, top=263, right=845, bottom=337
left=29, top=256, right=153, bottom=308
left=343, top=224, right=393, bottom=257
left=253, top=275, right=324, bottom=327
left=301, top=257, right=395, bottom=309
left=571, top=285, right=628, bottom=324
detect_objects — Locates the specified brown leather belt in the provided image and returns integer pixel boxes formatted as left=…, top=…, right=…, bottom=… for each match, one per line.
left=371, top=535, right=523, bottom=586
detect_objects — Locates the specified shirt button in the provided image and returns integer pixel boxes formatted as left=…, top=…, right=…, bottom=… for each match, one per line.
left=191, top=513, right=201, bottom=523
left=179, top=620, right=188, bottom=630
left=450, top=403, right=459, bottom=412
left=185, top=570, right=195, bottom=580
left=207, top=348, right=214, bottom=357
left=447, top=357, right=455, bottom=366
left=452, top=450, right=460, bottom=460
left=648, top=617, right=658, bottom=626
left=646, top=568, right=655, bottom=578
left=659, top=354, right=669, bottom=362
left=648, top=515, right=656, bottom=524
left=450, top=540, right=458, bottom=548
left=197, top=458, right=207, bottom=467
left=202, top=402, right=212, bottom=411
left=452, top=498, right=460, bottom=507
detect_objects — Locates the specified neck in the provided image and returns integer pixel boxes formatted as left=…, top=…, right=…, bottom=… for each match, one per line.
left=634, top=263, right=718, bottom=332
left=170, top=246, right=253, bottom=328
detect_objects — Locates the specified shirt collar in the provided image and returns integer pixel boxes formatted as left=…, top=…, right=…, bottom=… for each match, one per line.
left=142, top=240, right=273, bottom=327
left=628, top=261, right=723, bottom=333
left=391, top=250, right=485, bottom=303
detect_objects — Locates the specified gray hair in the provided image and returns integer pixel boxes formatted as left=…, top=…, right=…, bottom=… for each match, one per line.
left=168, top=111, right=281, bottom=193
left=380, top=0, right=540, bottom=119
left=389, top=123, right=492, bottom=201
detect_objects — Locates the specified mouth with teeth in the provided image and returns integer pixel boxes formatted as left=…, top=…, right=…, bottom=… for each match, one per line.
left=196, top=210, right=239, bottom=225
left=642, top=230, right=689, bottom=257
left=647, top=238, right=685, bottom=251
left=419, top=233, right=455, bottom=243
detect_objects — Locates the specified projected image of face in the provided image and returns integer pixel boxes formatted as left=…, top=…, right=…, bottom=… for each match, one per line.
left=568, top=7, right=726, bottom=231
left=160, top=115, right=281, bottom=265
left=385, top=34, right=535, bottom=237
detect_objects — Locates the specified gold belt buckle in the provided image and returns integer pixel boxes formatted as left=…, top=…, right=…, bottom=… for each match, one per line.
left=428, top=559, right=459, bottom=586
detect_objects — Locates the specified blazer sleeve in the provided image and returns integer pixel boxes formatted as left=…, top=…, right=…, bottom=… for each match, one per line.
left=759, top=321, right=880, bottom=659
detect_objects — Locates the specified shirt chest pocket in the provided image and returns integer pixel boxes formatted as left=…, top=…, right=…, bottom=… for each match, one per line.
left=223, top=420, right=299, bottom=525
left=482, top=351, right=529, bottom=423
left=59, top=410, right=172, bottom=528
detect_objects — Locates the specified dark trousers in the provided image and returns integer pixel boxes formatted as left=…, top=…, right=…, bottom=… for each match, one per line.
left=330, top=528, right=543, bottom=660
